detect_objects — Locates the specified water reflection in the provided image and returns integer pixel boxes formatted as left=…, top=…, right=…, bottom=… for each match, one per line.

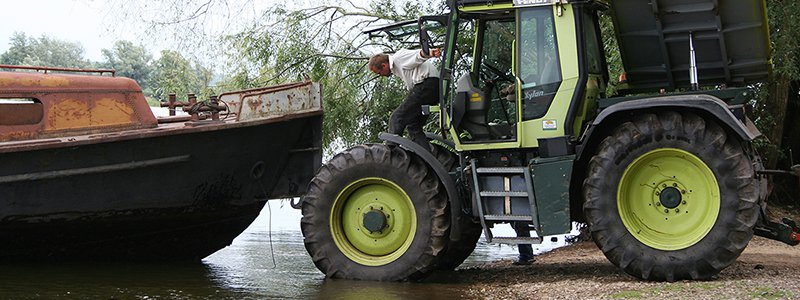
left=315, top=279, right=471, bottom=300
left=0, top=262, right=245, bottom=299
left=0, top=203, right=575, bottom=299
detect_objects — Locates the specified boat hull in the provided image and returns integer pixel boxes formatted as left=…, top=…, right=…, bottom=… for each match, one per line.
left=0, top=114, right=322, bottom=261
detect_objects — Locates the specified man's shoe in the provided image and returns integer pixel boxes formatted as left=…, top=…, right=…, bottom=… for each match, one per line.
left=512, top=258, right=535, bottom=265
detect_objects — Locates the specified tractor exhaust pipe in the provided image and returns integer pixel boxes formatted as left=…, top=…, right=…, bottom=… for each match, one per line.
left=689, top=32, right=699, bottom=91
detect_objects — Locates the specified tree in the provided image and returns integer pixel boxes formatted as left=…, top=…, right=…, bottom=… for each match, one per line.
left=0, top=32, right=90, bottom=68
left=217, top=0, right=442, bottom=152
left=105, top=0, right=442, bottom=152
left=151, top=50, right=212, bottom=102
left=751, top=0, right=800, bottom=203
left=100, top=40, right=154, bottom=93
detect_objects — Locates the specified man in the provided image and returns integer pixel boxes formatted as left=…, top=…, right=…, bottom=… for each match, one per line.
left=368, top=48, right=441, bottom=149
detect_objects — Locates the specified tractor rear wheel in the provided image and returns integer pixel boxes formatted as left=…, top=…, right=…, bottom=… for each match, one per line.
left=583, top=112, right=759, bottom=281
left=301, top=144, right=448, bottom=281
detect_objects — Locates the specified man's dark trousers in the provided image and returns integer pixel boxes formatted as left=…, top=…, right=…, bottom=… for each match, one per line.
left=389, top=77, right=440, bottom=149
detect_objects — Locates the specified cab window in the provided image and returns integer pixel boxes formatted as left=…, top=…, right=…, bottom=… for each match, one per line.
left=517, top=7, right=561, bottom=121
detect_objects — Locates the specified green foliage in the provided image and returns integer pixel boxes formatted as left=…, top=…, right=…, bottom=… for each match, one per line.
left=746, top=0, right=800, bottom=173
left=768, top=0, right=800, bottom=80
left=151, top=50, right=212, bottom=102
left=100, top=41, right=154, bottom=94
left=218, top=0, right=439, bottom=152
left=599, top=12, right=623, bottom=96
left=0, top=32, right=90, bottom=68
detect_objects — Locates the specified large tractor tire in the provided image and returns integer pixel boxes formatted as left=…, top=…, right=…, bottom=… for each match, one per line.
left=301, top=144, right=449, bottom=281
left=429, top=144, right=483, bottom=271
left=583, top=112, right=759, bottom=281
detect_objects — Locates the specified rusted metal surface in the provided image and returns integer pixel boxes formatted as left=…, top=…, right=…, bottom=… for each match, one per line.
left=0, top=102, right=43, bottom=125
left=0, top=64, right=116, bottom=76
left=160, top=93, right=198, bottom=116
left=219, top=81, right=322, bottom=121
left=0, top=70, right=157, bottom=142
left=160, top=94, right=228, bottom=123
left=0, top=65, right=323, bottom=152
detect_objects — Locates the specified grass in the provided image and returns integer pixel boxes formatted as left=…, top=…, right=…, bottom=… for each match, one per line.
left=610, top=290, right=644, bottom=299
left=751, top=287, right=792, bottom=300
left=609, top=282, right=725, bottom=299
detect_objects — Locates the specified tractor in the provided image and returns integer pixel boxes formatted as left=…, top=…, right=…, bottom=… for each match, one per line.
left=299, top=0, right=800, bottom=282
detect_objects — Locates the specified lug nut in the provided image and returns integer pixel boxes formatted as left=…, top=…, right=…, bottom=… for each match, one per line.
left=656, top=191, right=661, bottom=196
left=664, top=209, right=669, bottom=213
left=662, top=184, right=667, bottom=188
left=675, top=208, right=680, bottom=213
left=673, top=183, right=678, bottom=187
left=656, top=202, right=661, bottom=207
left=681, top=190, right=686, bottom=194
left=682, top=201, right=687, bottom=205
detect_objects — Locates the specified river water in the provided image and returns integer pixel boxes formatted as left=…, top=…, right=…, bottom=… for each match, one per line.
left=0, top=202, right=573, bottom=299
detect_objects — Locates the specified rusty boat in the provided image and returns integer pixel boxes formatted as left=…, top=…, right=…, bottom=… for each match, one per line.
left=0, top=65, right=322, bottom=261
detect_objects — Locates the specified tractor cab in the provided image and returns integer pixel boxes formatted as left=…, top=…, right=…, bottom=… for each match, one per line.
left=364, top=0, right=607, bottom=152
left=448, top=5, right=564, bottom=143
left=432, top=0, right=607, bottom=153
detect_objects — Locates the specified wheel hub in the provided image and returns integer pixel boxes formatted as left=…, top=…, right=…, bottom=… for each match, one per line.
left=659, top=187, right=682, bottom=209
left=363, top=210, right=387, bottom=233
left=331, top=177, right=417, bottom=265
left=617, top=148, right=720, bottom=250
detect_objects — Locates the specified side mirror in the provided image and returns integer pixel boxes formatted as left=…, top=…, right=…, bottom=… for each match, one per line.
left=418, top=19, right=432, bottom=55
left=417, top=15, right=449, bottom=54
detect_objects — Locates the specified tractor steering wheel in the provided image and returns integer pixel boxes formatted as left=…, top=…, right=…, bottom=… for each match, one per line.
left=480, top=61, right=515, bottom=84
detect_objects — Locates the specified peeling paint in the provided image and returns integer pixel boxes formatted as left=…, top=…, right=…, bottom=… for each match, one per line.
left=47, top=98, right=136, bottom=131
left=0, top=131, right=37, bottom=142
left=39, top=77, right=70, bottom=87
left=49, top=99, right=91, bottom=130
left=92, top=98, right=135, bottom=126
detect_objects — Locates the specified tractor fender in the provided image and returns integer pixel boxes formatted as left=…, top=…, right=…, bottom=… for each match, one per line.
left=579, top=94, right=760, bottom=160
left=593, top=94, right=759, bottom=141
left=379, top=133, right=462, bottom=241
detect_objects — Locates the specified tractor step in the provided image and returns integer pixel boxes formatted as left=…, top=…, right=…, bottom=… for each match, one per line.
left=492, top=237, right=543, bottom=245
left=476, top=167, right=527, bottom=174
left=484, top=214, right=533, bottom=221
left=479, top=191, right=528, bottom=197
left=471, top=159, right=541, bottom=244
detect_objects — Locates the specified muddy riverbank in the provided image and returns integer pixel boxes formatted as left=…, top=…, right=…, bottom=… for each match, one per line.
left=454, top=207, right=800, bottom=300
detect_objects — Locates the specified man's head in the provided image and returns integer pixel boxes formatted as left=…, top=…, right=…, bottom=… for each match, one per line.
left=369, top=53, right=391, bottom=77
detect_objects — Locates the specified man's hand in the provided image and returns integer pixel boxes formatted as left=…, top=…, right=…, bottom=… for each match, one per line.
left=420, top=48, right=442, bottom=58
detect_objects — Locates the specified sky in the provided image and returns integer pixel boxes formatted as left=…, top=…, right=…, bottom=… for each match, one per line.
left=0, top=0, right=132, bottom=61
left=0, top=0, right=326, bottom=64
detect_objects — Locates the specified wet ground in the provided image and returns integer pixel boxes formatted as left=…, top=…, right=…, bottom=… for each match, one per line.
left=0, top=202, right=570, bottom=299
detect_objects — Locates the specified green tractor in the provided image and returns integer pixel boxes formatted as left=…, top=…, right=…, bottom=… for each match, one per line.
left=300, top=0, right=800, bottom=282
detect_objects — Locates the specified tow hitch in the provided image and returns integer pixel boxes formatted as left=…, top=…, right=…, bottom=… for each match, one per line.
left=754, top=165, right=800, bottom=246
left=755, top=217, right=800, bottom=246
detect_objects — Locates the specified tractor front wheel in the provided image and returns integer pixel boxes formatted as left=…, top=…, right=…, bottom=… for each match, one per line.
left=301, top=144, right=448, bottom=281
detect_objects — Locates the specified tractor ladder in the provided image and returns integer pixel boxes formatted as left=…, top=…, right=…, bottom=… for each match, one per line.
left=470, top=160, right=542, bottom=245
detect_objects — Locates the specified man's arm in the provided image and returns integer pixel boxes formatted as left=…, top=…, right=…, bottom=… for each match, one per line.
left=394, top=48, right=441, bottom=70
